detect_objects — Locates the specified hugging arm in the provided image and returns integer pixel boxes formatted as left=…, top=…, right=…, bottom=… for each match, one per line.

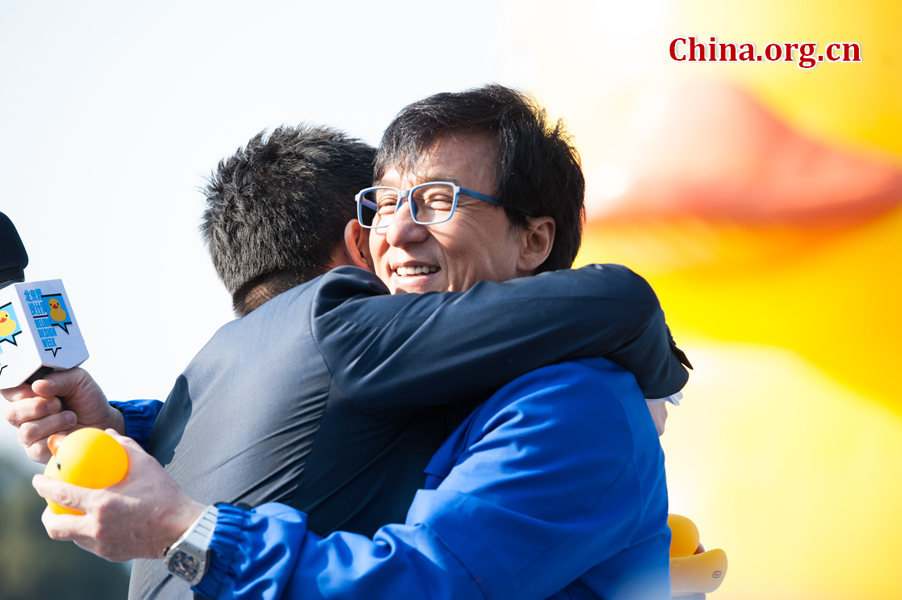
left=317, top=264, right=690, bottom=415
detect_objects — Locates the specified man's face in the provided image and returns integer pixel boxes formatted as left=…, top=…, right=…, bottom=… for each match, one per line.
left=369, top=133, right=524, bottom=294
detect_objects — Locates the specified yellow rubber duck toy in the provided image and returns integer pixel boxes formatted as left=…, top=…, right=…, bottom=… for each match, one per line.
left=43, top=428, right=129, bottom=515
left=669, top=514, right=728, bottom=597
left=47, top=298, right=67, bottom=323
left=0, top=310, right=16, bottom=337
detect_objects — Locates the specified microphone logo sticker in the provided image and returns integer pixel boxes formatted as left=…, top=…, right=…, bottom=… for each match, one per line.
left=23, top=288, right=72, bottom=356
left=0, top=302, right=23, bottom=347
left=31, top=292, right=73, bottom=334
left=47, top=297, right=68, bottom=325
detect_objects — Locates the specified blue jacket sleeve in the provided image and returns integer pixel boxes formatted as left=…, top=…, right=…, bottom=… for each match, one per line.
left=194, top=503, right=483, bottom=600
left=108, top=399, right=163, bottom=448
left=315, top=264, right=690, bottom=415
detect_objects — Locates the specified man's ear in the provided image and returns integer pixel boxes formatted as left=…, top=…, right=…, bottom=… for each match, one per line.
left=517, top=216, right=555, bottom=275
left=343, top=220, right=372, bottom=270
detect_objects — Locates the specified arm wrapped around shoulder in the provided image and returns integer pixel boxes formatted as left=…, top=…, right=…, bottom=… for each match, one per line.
left=315, top=264, right=691, bottom=412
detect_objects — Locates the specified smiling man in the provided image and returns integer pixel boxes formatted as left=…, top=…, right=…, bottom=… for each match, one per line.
left=22, top=85, right=686, bottom=600
left=363, top=133, right=548, bottom=295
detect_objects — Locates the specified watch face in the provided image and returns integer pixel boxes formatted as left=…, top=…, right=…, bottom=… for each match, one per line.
left=168, top=550, right=200, bottom=581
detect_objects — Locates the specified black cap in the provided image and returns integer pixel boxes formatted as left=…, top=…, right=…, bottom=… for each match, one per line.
left=0, top=212, right=29, bottom=289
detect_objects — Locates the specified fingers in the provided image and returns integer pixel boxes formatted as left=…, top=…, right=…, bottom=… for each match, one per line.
left=1, top=381, right=36, bottom=403
left=9, top=367, right=120, bottom=435
left=34, top=473, right=89, bottom=515
left=6, top=395, right=65, bottom=426
left=6, top=397, right=77, bottom=462
left=41, top=505, right=83, bottom=545
left=32, top=367, right=96, bottom=400
left=103, top=428, right=143, bottom=461
left=35, top=477, right=130, bottom=562
left=648, top=401, right=668, bottom=436
left=24, top=445, right=53, bottom=464
left=8, top=398, right=76, bottom=437
left=103, top=428, right=133, bottom=445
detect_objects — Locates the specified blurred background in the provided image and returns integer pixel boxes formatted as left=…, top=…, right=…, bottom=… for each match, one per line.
left=2, top=1, right=899, bottom=598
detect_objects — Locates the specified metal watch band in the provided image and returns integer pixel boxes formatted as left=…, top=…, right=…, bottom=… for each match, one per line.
left=164, top=504, right=219, bottom=586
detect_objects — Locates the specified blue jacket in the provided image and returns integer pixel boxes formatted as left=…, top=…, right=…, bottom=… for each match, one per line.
left=193, top=358, right=670, bottom=600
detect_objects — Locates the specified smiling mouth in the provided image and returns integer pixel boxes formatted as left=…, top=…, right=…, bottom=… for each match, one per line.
left=394, top=266, right=439, bottom=277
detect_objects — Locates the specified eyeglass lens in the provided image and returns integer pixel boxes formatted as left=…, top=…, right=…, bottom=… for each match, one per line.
left=361, top=183, right=456, bottom=227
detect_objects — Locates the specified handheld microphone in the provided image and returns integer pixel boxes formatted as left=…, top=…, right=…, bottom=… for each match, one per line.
left=0, top=212, right=89, bottom=388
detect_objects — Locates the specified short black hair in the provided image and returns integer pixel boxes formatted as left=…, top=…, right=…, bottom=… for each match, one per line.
left=201, top=124, right=375, bottom=315
left=375, top=84, right=584, bottom=272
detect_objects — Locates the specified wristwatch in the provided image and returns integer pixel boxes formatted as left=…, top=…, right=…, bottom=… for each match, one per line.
left=163, top=504, right=219, bottom=585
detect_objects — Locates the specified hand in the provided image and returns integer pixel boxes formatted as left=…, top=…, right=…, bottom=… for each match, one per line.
left=672, top=543, right=707, bottom=600
left=33, top=429, right=206, bottom=562
left=4, top=368, right=124, bottom=463
left=648, top=401, right=668, bottom=436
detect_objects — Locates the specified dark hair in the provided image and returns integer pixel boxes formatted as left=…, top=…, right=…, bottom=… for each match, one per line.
left=375, top=84, right=584, bottom=272
left=201, top=124, right=375, bottom=315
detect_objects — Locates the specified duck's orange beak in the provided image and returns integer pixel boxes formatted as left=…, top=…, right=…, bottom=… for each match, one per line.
left=47, top=434, right=65, bottom=458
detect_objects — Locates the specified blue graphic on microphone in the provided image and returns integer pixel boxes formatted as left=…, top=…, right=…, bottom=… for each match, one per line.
left=22, top=288, right=72, bottom=355
left=0, top=302, right=23, bottom=347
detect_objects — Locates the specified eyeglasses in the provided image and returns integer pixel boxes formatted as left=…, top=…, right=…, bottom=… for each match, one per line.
left=355, top=181, right=524, bottom=229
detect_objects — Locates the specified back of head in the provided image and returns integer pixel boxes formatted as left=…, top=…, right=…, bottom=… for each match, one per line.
left=202, top=125, right=375, bottom=315
left=375, top=84, right=585, bottom=273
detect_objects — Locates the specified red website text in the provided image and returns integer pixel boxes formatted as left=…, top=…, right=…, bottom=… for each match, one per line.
left=670, top=36, right=862, bottom=70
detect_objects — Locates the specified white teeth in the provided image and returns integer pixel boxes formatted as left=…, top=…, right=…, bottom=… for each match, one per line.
left=396, top=266, right=439, bottom=276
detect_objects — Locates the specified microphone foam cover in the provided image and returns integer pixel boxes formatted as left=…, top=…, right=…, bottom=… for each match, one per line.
left=0, top=212, right=28, bottom=287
